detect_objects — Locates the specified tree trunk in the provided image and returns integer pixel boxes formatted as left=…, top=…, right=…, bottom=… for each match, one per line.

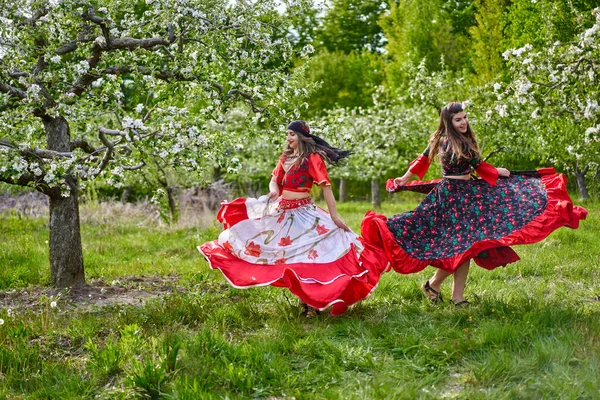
left=371, top=179, right=381, bottom=208
left=574, top=169, right=590, bottom=199
left=166, top=186, right=180, bottom=223
left=120, top=186, right=132, bottom=203
left=43, top=116, right=85, bottom=287
left=339, top=178, right=347, bottom=203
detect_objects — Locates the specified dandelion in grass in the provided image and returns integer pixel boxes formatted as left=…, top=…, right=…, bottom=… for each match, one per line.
left=0, top=319, right=4, bottom=325
left=50, top=301, right=57, bottom=308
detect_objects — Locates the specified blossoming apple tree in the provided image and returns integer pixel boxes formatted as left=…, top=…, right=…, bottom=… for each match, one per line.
left=0, top=0, right=311, bottom=287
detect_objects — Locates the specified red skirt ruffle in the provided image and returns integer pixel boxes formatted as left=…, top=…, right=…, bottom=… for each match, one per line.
left=199, top=240, right=389, bottom=315
left=199, top=197, right=390, bottom=315
left=362, top=168, right=587, bottom=273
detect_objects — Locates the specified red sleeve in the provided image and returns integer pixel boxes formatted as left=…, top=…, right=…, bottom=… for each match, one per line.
left=308, top=153, right=331, bottom=186
left=474, top=161, right=499, bottom=186
left=271, top=157, right=283, bottom=178
left=408, top=154, right=431, bottom=180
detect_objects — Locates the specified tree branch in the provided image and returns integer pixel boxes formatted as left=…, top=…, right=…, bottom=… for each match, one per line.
left=2, top=138, right=72, bottom=159
left=0, top=172, right=48, bottom=190
left=99, top=127, right=126, bottom=137
left=70, top=138, right=97, bottom=153
left=96, top=127, right=115, bottom=175
left=0, top=82, right=27, bottom=100
left=101, top=65, right=194, bottom=82
left=19, top=8, right=48, bottom=27
left=227, top=89, right=266, bottom=112
left=484, top=147, right=507, bottom=162
left=123, top=161, right=146, bottom=171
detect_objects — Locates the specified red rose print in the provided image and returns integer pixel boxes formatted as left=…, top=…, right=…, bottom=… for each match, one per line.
left=278, top=236, right=293, bottom=247
left=223, top=241, right=234, bottom=253
left=244, top=241, right=261, bottom=257
left=316, top=224, right=329, bottom=235
left=308, top=249, right=318, bottom=260
left=275, top=258, right=287, bottom=264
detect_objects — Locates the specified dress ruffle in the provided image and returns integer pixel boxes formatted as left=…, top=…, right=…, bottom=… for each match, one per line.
left=199, top=196, right=389, bottom=315
left=362, top=168, right=587, bottom=273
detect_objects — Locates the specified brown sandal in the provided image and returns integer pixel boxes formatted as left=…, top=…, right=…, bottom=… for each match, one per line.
left=421, top=281, right=443, bottom=303
left=451, top=299, right=470, bottom=308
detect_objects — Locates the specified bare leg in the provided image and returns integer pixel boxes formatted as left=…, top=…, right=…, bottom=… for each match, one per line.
left=428, top=269, right=452, bottom=293
left=451, top=260, right=470, bottom=302
left=421, top=268, right=452, bottom=302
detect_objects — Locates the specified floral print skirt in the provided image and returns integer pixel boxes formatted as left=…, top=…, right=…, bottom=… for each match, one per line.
left=199, top=196, right=389, bottom=315
left=362, top=168, right=587, bottom=273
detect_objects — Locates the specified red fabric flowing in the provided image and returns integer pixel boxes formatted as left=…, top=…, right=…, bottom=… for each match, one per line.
left=386, top=177, right=442, bottom=194
left=216, top=198, right=249, bottom=229
left=363, top=168, right=587, bottom=273
left=200, top=197, right=390, bottom=315
left=199, top=241, right=389, bottom=315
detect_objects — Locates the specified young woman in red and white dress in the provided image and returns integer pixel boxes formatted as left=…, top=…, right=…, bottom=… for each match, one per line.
left=198, top=120, right=389, bottom=316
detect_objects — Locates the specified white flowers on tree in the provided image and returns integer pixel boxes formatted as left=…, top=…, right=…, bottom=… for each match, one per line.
left=0, top=0, right=311, bottom=287
left=489, top=8, right=600, bottom=198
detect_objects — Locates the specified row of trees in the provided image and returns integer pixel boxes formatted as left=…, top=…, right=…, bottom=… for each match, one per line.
left=284, top=0, right=600, bottom=202
left=0, top=0, right=314, bottom=286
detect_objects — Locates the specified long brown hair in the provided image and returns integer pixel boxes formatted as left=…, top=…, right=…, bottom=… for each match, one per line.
left=283, top=133, right=330, bottom=167
left=282, top=120, right=351, bottom=166
left=428, top=102, right=480, bottom=161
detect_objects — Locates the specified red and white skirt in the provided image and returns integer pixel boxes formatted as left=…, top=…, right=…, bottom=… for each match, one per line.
left=198, top=196, right=389, bottom=315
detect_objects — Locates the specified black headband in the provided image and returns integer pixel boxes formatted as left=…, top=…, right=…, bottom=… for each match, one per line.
left=287, top=120, right=311, bottom=136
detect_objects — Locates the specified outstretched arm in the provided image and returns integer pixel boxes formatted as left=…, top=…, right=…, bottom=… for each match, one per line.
left=394, top=146, right=431, bottom=187
left=322, top=185, right=349, bottom=231
left=394, top=171, right=417, bottom=187
left=268, top=177, right=280, bottom=199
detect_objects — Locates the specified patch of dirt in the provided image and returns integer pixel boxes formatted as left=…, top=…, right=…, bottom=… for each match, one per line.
left=0, top=274, right=187, bottom=312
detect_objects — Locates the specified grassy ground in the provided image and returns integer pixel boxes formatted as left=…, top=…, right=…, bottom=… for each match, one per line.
left=0, top=199, right=599, bottom=399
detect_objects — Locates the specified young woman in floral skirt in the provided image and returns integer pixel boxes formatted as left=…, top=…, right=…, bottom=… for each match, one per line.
left=361, top=102, right=587, bottom=306
left=199, top=120, right=388, bottom=316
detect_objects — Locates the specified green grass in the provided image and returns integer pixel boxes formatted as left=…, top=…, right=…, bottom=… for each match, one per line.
left=0, top=200, right=599, bottom=399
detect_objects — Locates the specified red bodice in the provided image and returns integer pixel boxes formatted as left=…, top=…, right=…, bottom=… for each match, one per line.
left=271, top=153, right=331, bottom=194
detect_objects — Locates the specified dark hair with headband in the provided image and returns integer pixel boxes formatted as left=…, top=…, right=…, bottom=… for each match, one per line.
left=285, top=120, right=352, bottom=164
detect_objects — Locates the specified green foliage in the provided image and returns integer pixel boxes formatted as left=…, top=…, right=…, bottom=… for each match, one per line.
left=315, top=0, right=388, bottom=53
left=301, top=50, right=385, bottom=114
left=381, top=0, right=476, bottom=89
left=469, top=0, right=511, bottom=84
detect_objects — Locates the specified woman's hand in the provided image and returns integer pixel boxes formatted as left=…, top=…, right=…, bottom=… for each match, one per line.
left=267, top=190, right=279, bottom=200
left=497, top=167, right=510, bottom=177
left=331, top=215, right=350, bottom=231
left=393, top=173, right=412, bottom=188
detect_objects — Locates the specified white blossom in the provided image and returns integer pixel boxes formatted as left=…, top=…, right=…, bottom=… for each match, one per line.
left=75, top=61, right=90, bottom=74
left=300, top=45, right=315, bottom=57
left=93, top=36, right=107, bottom=48
left=531, top=108, right=540, bottom=119
left=495, top=104, right=508, bottom=118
